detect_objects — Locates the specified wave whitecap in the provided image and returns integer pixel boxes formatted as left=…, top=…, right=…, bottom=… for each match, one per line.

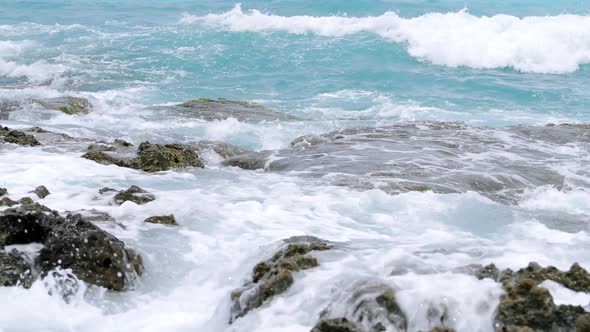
left=182, top=4, right=590, bottom=74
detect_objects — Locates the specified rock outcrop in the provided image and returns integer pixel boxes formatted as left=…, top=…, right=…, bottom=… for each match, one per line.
left=0, top=126, right=40, bottom=146
left=111, top=185, right=155, bottom=205
left=0, top=250, right=34, bottom=288
left=0, top=211, right=143, bottom=291
left=230, top=236, right=332, bottom=323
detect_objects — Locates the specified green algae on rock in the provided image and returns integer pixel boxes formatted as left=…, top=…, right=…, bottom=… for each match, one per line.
left=230, top=236, right=332, bottom=323
left=144, top=215, right=177, bottom=225
left=0, top=126, right=40, bottom=146
left=34, top=97, right=93, bottom=115
left=112, top=185, right=155, bottom=205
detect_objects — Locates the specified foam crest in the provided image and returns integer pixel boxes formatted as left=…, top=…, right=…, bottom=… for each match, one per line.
left=0, top=59, right=66, bottom=82
left=186, top=4, right=590, bottom=73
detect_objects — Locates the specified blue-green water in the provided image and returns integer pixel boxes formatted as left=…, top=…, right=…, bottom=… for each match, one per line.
left=1, top=2, right=590, bottom=331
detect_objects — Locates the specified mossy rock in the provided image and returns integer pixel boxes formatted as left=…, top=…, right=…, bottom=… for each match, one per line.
left=144, top=215, right=177, bottom=225
left=230, top=236, right=332, bottom=323
left=34, top=97, right=93, bottom=115
left=133, top=142, right=203, bottom=172
left=113, top=185, right=155, bottom=205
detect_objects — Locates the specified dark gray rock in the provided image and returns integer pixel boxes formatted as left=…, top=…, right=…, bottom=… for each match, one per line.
left=0, top=188, right=6, bottom=197
left=30, top=185, right=50, bottom=199
left=0, top=250, right=34, bottom=288
left=144, top=215, right=177, bottom=225
left=0, top=126, right=40, bottom=146
left=113, top=185, right=155, bottom=205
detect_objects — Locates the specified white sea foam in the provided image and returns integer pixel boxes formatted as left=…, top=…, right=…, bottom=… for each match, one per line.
left=183, top=4, right=590, bottom=73
left=0, top=59, right=67, bottom=82
left=0, top=40, right=37, bottom=57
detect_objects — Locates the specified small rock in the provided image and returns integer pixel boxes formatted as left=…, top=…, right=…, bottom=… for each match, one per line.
left=113, top=185, right=155, bottom=205
left=0, top=188, right=6, bottom=197
left=18, top=197, right=34, bottom=205
left=98, top=187, right=117, bottom=195
left=144, top=215, right=177, bottom=225
left=0, top=197, right=17, bottom=207
left=30, top=185, right=50, bottom=199
left=132, top=142, right=204, bottom=172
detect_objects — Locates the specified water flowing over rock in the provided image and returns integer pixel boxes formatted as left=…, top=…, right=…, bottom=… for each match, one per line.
left=155, top=98, right=301, bottom=123
left=476, top=262, right=590, bottom=331
left=33, top=97, right=93, bottom=115
left=0, top=211, right=143, bottom=291
left=224, top=122, right=590, bottom=204
left=230, top=236, right=332, bottom=323
left=0, top=250, right=34, bottom=288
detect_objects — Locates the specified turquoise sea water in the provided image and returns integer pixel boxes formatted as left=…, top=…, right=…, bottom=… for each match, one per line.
left=2, top=2, right=590, bottom=331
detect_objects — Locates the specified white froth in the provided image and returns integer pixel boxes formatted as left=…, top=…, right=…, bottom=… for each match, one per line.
left=185, top=4, right=590, bottom=73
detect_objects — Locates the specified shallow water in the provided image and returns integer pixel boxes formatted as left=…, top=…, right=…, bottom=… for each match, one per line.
left=1, top=1, right=590, bottom=332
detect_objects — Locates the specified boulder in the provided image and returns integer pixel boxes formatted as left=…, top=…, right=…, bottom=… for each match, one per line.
left=144, top=215, right=177, bottom=225
left=230, top=236, right=332, bottom=323
left=0, top=126, right=40, bottom=146
left=0, top=211, right=143, bottom=291
left=82, top=140, right=204, bottom=172
left=30, top=185, right=50, bottom=199
left=112, top=185, right=155, bottom=205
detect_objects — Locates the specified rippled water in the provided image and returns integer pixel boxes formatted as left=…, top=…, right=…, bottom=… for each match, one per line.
left=1, top=1, right=590, bottom=331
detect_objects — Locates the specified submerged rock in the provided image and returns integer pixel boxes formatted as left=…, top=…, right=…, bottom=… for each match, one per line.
left=312, top=283, right=407, bottom=332
left=0, top=250, right=34, bottom=288
left=230, top=236, right=332, bottom=323
left=33, top=97, right=93, bottom=115
left=82, top=140, right=204, bottom=172
left=223, top=121, right=590, bottom=204
left=144, top=215, right=176, bottom=225
left=159, top=98, right=301, bottom=123
left=0, top=126, right=40, bottom=146
left=30, top=185, right=50, bottom=199
left=0, top=211, right=143, bottom=291
left=476, top=262, right=590, bottom=331
left=112, top=185, right=155, bottom=205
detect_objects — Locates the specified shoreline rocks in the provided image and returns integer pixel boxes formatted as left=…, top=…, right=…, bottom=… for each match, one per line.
left=0, top=211, right=143, bottom=291
left=230, top=236, right=332, bottom=323
left=0, top=126, right=40, bottom=146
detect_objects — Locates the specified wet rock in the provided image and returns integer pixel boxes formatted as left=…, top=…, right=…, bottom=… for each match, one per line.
left=98, top=187, right=117, bottom=195
left=222, top=151, right=272, bottom=170
left=18, top=197, right=33, bottom=205
left=113, top=185, right=155, bottom=205
left=0, top=126, right=40, bottom=146
left=30, top=185, right=50, bottom=199
left=191, top=141, right=248, bottom=160
left=3, top=201, right=52, bottom=215
left=82, top=141, right=204, bottom=172
left=37, top=214, right=142, bottom=291
left=230, top=236, right=332, bottom=323
left=34, top=97, right=93, bottom=115
left=0, top=188, right=6, bottom=197
left=65, top=209, right=115, bottom=223
left=162, top=98, right=301, bottom=123
left=476, top=262, right=590, bottom=331
left=311, top=318, right=364, bottom=332
left=0, top=197, right=17, bottom=207
left=0, top=212, right=55, bottom=247
left=577, top=314, right=590, bottom=332
left=144, top=215, right=177, bottom=225
left=314, top=283, right=407, bottom=332
left=0, top=250, right=34, bottom=288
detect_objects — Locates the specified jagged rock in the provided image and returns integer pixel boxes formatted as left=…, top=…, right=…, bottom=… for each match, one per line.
left=0, top=126, right=40, bottom=146
left=311, top=318, right=364, bottom=332
left=0, top=250, right=34, bottom=288
left=230, top=236, right=332, bottom=323
left=34, top=97, right=93, bottom=115
left=0, top=211, right=143, bottom=291
left=30, top=185, right=50, bottom=199
left=3, top=202, right=52, bottom=215
left=144, top=215, right=177, bottom=225
left=162, top=98, right=301, bottom=123
left=82, top=141, right=204, bottom=172
left=37, top=214, right=142, bottom=291
left=223, top=151, right=271, bottom=170
left=477, top=262, right=590, bottom=331
left=113, top=185, right=155, bottom=205
left=0, top=197, right=17, bottom=207
left=0, top=188, right=6, bottom=197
